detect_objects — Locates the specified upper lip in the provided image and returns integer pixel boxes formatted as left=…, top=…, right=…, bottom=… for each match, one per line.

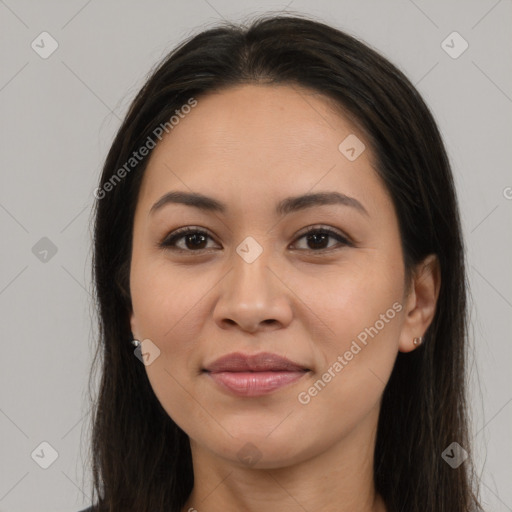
left=204, top=352, right=309, bottom=373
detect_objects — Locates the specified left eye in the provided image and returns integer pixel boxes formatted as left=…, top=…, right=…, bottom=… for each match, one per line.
left=160, top=226, right=351, bottom=253
left=292, top=227, right=351, bottom=251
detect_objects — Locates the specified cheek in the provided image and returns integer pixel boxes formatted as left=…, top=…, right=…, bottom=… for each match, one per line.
left=306, top=252, right=404, bottom=346
left=130, top=256, right=211, bottom=342
left=129, top=256, right=212, bottom=432
left=299, top=251, right=404, bottom=405
left=294, top=280, right=403, bottom=444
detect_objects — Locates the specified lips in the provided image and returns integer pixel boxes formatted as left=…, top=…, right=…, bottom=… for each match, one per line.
left=204, top=352, right=309, bottom=373
left=203, top=352, right=310, bottom=397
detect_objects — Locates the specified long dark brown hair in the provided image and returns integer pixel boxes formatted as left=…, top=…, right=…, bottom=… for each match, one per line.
left=86, top=13, right=483, bottom=512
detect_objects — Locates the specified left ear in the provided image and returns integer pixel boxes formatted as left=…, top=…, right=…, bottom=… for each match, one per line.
left=398, top=254, right=441, bottom=353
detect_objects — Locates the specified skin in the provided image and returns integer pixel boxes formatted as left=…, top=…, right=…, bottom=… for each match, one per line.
left=129, top=84, right=440, bottom=512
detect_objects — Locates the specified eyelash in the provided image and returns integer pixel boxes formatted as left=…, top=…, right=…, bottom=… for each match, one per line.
left=159, top=225, right=353, bottom=254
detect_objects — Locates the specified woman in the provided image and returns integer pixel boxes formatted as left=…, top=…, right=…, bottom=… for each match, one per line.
left=81, top=13, right=483, bottom=512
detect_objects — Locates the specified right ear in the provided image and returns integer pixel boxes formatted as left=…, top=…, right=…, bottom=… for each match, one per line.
left=130, top=310, right=139, bottom=340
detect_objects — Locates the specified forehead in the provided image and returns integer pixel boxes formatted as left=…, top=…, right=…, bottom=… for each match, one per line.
left=149, top=83, right=367, bottom=159
left=137, top=84, right=389, bottom=218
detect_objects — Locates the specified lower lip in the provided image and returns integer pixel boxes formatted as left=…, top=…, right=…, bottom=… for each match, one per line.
left=205, top=371, right=308, bottom=397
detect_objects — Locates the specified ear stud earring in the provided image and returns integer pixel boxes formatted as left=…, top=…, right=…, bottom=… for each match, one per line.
left=131, top=339, right=141, bottom=348
left=413, top=336, right=423, bottom=346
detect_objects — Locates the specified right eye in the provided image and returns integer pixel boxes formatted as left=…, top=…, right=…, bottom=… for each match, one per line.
left=159, top=227, right=220, bottom=253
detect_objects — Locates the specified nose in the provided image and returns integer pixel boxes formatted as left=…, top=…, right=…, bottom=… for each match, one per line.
left=212, top=245, right=293, bottom=334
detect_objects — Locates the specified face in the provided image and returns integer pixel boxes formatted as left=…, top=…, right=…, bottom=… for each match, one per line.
left=129, top=84, right=414, bottom=468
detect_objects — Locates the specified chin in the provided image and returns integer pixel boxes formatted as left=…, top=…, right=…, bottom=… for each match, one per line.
left=201, top=426, right=313, bottom=469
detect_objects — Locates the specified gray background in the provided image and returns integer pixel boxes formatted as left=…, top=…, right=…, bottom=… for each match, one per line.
left=0, top=1, right=511, bottom=511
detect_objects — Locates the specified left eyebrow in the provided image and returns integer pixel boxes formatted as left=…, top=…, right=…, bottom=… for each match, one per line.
left=149, top=190, right=369, bottom=217
left=275, top=191, right=369, bottom=217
